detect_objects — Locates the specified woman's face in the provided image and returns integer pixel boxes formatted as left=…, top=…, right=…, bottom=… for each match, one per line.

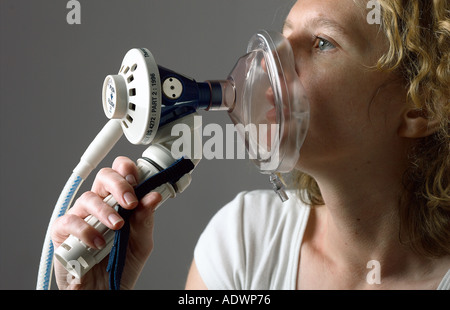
left=286, top=0, right=407, bottom=173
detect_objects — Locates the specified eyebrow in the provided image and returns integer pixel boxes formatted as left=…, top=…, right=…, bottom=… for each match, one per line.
left=283, top=16, right=348, bottom=38
left=311, top=17, right=348, bottom=37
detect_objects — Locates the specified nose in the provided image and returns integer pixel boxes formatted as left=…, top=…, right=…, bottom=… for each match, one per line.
left=285, top=36, right=301, bottom=77
left=271, top=36, right=300, bottom=86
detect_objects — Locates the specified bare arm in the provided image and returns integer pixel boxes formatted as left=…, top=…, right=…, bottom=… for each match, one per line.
left=185, top=259, right=208, bottom=290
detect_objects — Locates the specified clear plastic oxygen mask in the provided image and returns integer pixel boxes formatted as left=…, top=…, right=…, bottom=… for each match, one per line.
left=208, top=30, right=310, bottom=200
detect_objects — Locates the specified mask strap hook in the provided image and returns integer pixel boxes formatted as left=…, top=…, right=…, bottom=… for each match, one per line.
left=269, top=173, right=289, bottom=202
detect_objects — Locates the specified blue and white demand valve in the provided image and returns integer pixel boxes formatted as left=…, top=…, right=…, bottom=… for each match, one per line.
left=101, top=48, right=224, bottom=146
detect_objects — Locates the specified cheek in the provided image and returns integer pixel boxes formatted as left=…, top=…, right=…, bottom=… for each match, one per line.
left=301, top=68, right=358, bottom=132
left=300, top=60, right=382, bottom=125
left=297, top=61, right=389, bottom=157
left=298, top=63, right=406, bottom=165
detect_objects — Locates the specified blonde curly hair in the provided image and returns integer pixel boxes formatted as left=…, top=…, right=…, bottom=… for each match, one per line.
left=292, top=0, right=450, bottom=258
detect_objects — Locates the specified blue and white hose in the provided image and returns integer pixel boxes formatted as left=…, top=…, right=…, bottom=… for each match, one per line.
left=36, top=120, right=123, bottom=290
left=36, top=173, right=84, bottom=290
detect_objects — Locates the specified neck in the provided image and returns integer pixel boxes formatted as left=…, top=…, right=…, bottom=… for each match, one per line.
left=304, top=153, right=425, bottom=279
left=295, top=130, right=449, bottom=288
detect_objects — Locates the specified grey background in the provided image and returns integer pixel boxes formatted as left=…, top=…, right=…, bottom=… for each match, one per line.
left=0, top=0, right=294, bottom=289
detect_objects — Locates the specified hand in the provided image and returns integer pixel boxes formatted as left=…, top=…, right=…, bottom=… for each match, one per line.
left=51, top=156, right=162, bottom=289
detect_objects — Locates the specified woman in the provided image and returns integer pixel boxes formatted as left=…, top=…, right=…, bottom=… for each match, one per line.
left=52, top=0, right=449, bottom=289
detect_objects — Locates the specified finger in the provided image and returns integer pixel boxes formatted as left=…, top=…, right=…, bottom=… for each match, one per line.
left=91, top=167, right=138, bottom=209
left=111, top=156, right=139, bottom=187
left=68, top=191, right=124, bottom=230
left=140, top=191, right=163, bottom=211
left=51, top=214, right=106, bottom=250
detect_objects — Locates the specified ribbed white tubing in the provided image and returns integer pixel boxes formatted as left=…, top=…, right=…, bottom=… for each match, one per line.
left=36, top=120, right=123, bottom=290
left=36, top=173, right=84, bottom=290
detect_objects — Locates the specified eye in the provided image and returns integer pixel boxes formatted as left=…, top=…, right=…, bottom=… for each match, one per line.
left=314, top=36, right=336, bottom=51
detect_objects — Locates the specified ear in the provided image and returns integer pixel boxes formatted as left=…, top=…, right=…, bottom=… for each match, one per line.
left=398, top=109, right=440, bottom=138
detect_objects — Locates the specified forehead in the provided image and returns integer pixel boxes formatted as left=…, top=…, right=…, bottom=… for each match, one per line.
left=285, top=0, right=382, bottom=51
left=285, top=0, right=366, bottom=31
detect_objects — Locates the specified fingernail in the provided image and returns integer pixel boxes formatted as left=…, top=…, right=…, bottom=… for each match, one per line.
left=108, top=213, right=123, bottom=226
left=94, top=237, right=105, bottom=250
left=124, top=192, right=138, bottom=206
left=126, top=174, right=137, bottom=187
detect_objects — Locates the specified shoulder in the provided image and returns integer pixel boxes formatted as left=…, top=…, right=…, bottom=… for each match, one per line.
left=213, top=189, right=308, bottom=223
left=203, top=190, right=308, bottom=244
left=194, top=190, right=310, bottom=289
